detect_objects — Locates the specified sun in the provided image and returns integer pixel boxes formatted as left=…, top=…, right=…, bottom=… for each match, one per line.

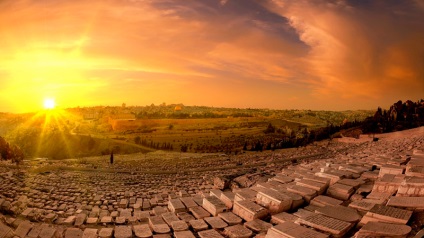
left=43, top=99, right=56, bottom=110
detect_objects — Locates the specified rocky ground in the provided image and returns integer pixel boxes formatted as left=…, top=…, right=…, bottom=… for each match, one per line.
left=1, top=127, right=424, bottom=238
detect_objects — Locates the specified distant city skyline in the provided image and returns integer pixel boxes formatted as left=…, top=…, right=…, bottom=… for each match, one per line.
left=0, top=0, right=423, bottom=113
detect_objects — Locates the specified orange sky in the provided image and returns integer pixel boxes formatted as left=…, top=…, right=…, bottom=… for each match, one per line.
left=0, top=0, right=423, bottom=113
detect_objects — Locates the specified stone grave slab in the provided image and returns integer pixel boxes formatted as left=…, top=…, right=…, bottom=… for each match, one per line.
left=86, top=217, right=98, bottom=225
left=98, top=228, right=113, bottom=238
left=270, top=212, right=298, bottom=224
left=387, top=196, right=424, bottom=210
left=366, top=190, right=392, bottom=202
left=169, top=199, right=186, bottom=213
left=39, top=226, right=59, bottom=238
left=64, top=215, right=76, bottom=226
left=82, top=228, right=98, bottom=238
left=233, top=200, right=268, bottom=222
left=171, top=220, right=189, bottom=231
left=244, top=219, right=272, bottom=233
left=303, top=174, right=331, bottom=186
left=315, top=171, right=342, bottom=185
left=115, top=216, right=126, bottom=225
left=348, top=200, right=376, bottom=213
left=20, top=207, right=33, bottom=218
left=65, top=228, right=83, bottom=238
left=120, top=209, right=132, bottom=219
left=149, top=216, right=171, bottom=234
left=255, top=188, right=292, bottom=214
left=234, top=189, right=257, bottom=202
left=119, top=199, right=129, bottom=208
left=198, top=229, right=225, bottom=238
left=273, top=190, right=304, bottom=210
left=210, top=189, right=223, bottom=199
left=354, top=221, right=411, bottom=238
left=178, top=190, right=190, bottom=197
left=359, top=204, right=412, bottom=226
left=177, top=212, right=195, bottom=222
left=180, top=197, right=198, bottom=209
left=75, top=213, right=87, bottom=227
left=397, top=177, right=424, bottom=197
left=220, top=191, right=235, bottom=209
left=193, top=196, right=204, bottom=206
left=379, top=165, right=404, bottom=177
left=297, top=213, right=354, bottom=237
left=204, top=216, right=228, bottom=229
left=143, top=201, right=151, bottom=210
left=361, top=171, right=379, bottom=181
left=134, top=210, right=150, bottom=221
left=296, top=179, right=327, bottom=195
left=310, top=195, right=343, bottom=207
left=15, top=220, right=33, bottom=238
left=414, top=229, right=424, bottom=238
left=96, top=210, right=111, bottom=219
left=153, top=235, right=171, bottom=238
left=100, top=216, right=112, bottom=224
left=315, top=205, right=361, bottom=223
left=203, top=196, right=227, bottom=216
left=224, top=224, right=253, bottom=238
left=115, top=226, right=133, bottom=238
left=326, top=183, right=354, bottom=201
left=218, top=212, right=242, bottom=225
left=27, top=224, right=43, bottom=238
left=162, top=212, right=180, bottom=226
left=153, top=206, right=169, bottom=216
left=356, top=184, right=373, bottom=195
left=270, top=174, right=294, bottom=184
left=372, top=174, right=403, bottom=194
left=0, top=221, right=12, bottom=238
left=174, top=231, right=196, bottom=238
left=293, top=208, right=315, bottom=219
left=189, top=219, right=209, bottom=231
left=189, top=206, right=211, bottom=219
left=285, top=185, right=317, bottom=202
left=265, top=221, right=329, bottom=238
left=133, top=224, right=153, bottom=238
left=303, top=204, right=321, bottom=212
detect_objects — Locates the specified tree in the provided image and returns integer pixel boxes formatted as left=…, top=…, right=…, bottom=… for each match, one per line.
left=0, top=136, right=24, bottom=164
left=87, top=136, right=96, bottom=150
left=243, top=142, right=248, bottom=151
left=264, top=123, right=275, bottom=134
left=180, top=144, right=188, bottom=152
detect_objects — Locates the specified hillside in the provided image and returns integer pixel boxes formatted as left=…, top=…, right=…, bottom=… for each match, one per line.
left=0, top=105, right=374, bottom=159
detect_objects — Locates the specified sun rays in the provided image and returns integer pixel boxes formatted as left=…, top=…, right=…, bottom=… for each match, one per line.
left=8, top=107, right=79, bottom=159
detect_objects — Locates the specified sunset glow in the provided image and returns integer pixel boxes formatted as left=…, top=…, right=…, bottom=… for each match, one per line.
left=0, top=0, right=423, bottom=113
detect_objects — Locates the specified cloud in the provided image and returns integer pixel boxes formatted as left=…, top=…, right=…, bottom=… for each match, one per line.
left=261, top=0, right=424, bottom=102
left=220, top=0, right=229, bottom=6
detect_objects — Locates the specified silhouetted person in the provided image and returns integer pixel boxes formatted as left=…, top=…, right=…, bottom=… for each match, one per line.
left=110, top=151, right=114, bottom=165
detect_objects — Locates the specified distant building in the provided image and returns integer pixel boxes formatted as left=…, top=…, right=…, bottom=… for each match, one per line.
left=83, top=112, right=100, bottom=120
left=108, top=113, right=138, bottom=131
left=110, top=113, right=136, bottom=121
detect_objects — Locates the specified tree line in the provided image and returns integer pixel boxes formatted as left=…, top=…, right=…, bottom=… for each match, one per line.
left=362, top=99, right=424, bottom=134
